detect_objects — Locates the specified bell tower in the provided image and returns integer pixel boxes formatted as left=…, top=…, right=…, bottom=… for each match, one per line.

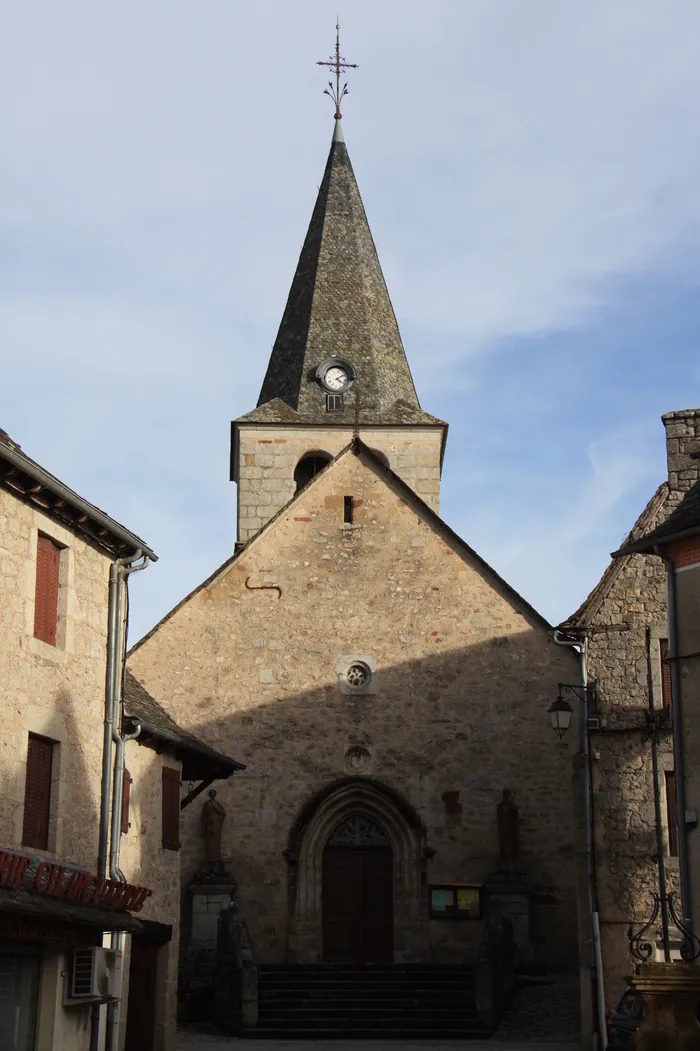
left=230, top=108, right=446, bottom=544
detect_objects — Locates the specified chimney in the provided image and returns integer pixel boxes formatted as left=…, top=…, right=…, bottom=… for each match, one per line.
left=662, top=409, right=700, bottom=494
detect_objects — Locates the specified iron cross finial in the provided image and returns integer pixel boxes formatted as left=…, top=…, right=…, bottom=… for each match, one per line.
left=316, top=22, right=358, bottom=120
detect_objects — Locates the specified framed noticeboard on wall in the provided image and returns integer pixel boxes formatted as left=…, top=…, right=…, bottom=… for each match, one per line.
left=429, top=884, right=482, bottom=920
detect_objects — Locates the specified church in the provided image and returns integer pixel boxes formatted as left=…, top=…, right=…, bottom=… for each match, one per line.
left=127, top=109, right=581, bottom=1022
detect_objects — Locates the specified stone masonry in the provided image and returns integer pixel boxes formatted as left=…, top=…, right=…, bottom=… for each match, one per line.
left=235, top=424, right=444, bottom=541
left=129, top=442, right=581, bottom=971
left=0, top=439, right=183, bottom=1051
left=564, top=408, right=700, bottom=1007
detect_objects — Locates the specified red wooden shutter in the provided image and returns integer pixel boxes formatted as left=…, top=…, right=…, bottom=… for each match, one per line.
left=22, top=734, right=54, bottom=850
left=34, top=535, right=60, bottom=646
left=659, top=639, right=672, bottom=708
left=666, top=771, right=679, bottom=857
left=121, top=769, right=132, bottom=835
left=162, top=767, right=181, bottom=850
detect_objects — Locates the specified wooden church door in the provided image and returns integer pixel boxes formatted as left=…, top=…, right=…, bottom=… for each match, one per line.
left=322, top=815, right=394, bottom=963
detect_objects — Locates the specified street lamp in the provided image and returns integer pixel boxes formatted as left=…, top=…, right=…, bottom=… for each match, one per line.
left=547, top=683, right=597, bottom=739
left=548, top=693, right=573, bottom=738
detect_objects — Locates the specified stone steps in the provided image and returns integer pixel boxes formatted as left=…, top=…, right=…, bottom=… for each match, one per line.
left=245, top=964, right=491, bottom=1039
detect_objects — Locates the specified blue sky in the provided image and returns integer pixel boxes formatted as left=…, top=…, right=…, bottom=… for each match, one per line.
left=2, top=0, right=699, bottom=642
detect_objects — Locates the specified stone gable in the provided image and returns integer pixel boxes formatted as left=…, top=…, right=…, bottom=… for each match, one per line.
left=129, top=446, right=580, bottom=968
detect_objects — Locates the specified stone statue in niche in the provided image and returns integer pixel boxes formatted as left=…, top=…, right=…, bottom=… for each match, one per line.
left=202, top=788, right=226, bottom=862
left=497, top=788, right=519, bottom=872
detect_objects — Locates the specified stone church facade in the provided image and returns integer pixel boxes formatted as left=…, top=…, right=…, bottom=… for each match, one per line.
left=128, top=119, right=581, bottom=973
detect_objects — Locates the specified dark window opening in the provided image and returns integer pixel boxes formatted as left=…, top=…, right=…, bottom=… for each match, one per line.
left=344, top=496, right=354, bottom=524
left=22, top=734, right=54, bottom=850
left=122, top=769, right=132, bottom=835
left=326, top=393, right=343, bottom=412
left=294, top=453, right=332, bottom=492
left=162, top=766, right=181, bottom=851
left=666, top=770, right=678, bottom=857
left=34, top=534, right=61, bottom=646
left=660, top=638, right=672, bottom=707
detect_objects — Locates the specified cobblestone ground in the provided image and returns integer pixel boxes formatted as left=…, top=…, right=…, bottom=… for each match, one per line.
left=493, top=975, right=581, bottom=1044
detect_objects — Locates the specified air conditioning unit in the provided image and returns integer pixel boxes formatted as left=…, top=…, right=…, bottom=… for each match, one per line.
left=64, top=947, right=122, bottom=1005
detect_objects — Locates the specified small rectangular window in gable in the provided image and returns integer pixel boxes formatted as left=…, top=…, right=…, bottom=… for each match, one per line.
left=326, top=393, right=343, bottom=412
left=22, top=733, right=55, bottom=851
left=659, top=638, right=672, bottom=708
left=162, top=766, right=181, bottom=851
left=666, top=770, right=679, bottom=858
left=34, top=534, right=61, bottom=646
left=344, top=496, right=354, bottom=524
left=121, top=769, right=132, bottom=835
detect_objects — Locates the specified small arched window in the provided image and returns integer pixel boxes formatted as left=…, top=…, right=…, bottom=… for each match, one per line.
left=294, top=452, right=332, bottom=492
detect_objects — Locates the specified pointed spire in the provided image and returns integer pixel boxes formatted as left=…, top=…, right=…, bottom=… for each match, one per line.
left=256, top=125, right=435, bottom=425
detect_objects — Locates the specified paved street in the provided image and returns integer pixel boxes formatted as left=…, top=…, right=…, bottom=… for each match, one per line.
left=177, top=1035, right=580, bottom=1051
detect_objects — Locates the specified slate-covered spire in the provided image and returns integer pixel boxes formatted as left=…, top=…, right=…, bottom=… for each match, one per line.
left=254, top=122, right=439, bottom=425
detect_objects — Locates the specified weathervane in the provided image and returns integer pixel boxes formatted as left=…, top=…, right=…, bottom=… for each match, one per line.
left=317, top=22, right=358, bottom=119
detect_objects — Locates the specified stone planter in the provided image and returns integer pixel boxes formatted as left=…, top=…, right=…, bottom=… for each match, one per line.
left=630, top=962, right=700, bottom=1050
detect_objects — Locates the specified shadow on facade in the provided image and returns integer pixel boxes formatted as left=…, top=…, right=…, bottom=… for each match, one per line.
left=164, top=633, right=582, bottom=972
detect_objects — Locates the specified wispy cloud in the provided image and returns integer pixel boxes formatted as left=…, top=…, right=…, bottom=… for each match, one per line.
left=1, top=0, right=698, bottom=639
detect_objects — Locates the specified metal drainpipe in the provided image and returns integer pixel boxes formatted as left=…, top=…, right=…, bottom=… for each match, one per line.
left=657, top=547, right=694, bottom=937
left=92, top=550, right=148, bottom=1051
left=553, top=629, right=607, bottom=1050
left=105, top=554, right=149, bottom=1051
left=105, top=719, right=142, bottom=1051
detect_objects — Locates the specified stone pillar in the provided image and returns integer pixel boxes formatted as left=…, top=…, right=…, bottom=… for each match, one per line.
left=630, top=962, right=700, bottom=1050
left=485, top=872, right=534, bottom=967
left=180, top=862, right=237, bottom=1020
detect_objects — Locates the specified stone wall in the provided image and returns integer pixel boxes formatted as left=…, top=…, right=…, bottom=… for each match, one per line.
left=129, top=444, right=580, bottom=970
left=568, top=408, right=700, bottom=1008
left=119, top=742, right=183, bottom=1051
left=0, top=484, right=182, bottom=1051
left=0, top=490, right=110, bottom=867
left=234, top=424, right=444, bottom=541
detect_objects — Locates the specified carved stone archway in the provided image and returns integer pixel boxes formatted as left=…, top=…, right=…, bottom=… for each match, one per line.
left=285, top=778, right=428, bottom=963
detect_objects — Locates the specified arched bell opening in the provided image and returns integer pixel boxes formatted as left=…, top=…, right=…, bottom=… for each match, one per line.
left=294, top=452, right=333, bottom=493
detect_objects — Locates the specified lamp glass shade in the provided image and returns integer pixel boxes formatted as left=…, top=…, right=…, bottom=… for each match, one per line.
left=548, top=695, right=573, bottom=739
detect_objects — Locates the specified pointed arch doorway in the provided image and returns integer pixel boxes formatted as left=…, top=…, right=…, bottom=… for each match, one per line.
left=286, top=778, right=429, bottom=964
left=322, top=814, right=394, bottom=962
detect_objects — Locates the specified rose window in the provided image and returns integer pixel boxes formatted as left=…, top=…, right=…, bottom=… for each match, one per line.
left=346, top=663, right=370, bottom=688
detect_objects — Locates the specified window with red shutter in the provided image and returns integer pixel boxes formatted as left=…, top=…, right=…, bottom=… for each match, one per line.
left=34, top=534, right=61, bottom=646
left=22, top=734, right=54, bottom=850
left=121, top=769, right=132, bottom=835
left=659, top=639, right=672, bottom=708
left=162, top=767, right=181, bottom=850
left=666, top=771, right=679, bottom=858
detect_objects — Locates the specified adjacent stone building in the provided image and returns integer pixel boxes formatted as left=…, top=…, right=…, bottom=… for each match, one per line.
left=0, top=429, right=241, bottom=1051
left=562, top=408, right=700, bottom=1003
left=612, top=420, right=700, bottom=969
left=127, top=116, right=582, bottom=1005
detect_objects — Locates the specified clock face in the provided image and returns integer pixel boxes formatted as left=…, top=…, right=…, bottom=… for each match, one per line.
left=324, top=365, right=348, bottom=391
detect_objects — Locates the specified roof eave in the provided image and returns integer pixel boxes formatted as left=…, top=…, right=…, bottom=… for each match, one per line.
left=613, top=522, right=700, bottom=559
left=126, top=716, right=245, bottom=778
left=0, top=442, right=157, bottom=561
